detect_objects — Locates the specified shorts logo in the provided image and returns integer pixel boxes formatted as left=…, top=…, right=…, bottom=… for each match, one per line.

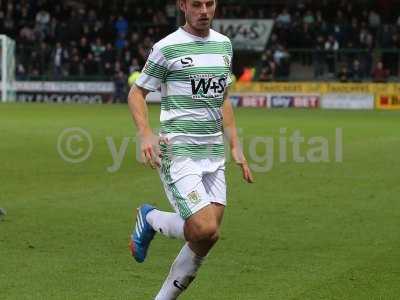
left=187, top=190, right=201, bottom=204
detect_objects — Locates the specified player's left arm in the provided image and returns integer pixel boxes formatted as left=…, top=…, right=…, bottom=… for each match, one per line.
left=222, top=90, right=254, bottom=183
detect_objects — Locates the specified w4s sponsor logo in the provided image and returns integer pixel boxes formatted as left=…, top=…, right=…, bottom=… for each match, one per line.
left=190, top=74, right=227, bottom=99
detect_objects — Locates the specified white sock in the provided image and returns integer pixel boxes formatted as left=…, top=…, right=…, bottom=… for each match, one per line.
left=146, top=210, right=185, bottom=240
left=155, top=243, right=205, bottom=300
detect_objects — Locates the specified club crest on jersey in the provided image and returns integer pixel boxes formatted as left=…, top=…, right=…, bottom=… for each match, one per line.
left=190, top=74, right=227, bottom=99
left=223, top=55, right=231, bottom=68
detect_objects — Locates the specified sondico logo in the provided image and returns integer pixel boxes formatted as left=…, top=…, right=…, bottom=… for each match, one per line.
left=181, top=57, right=194, bottom=68
left=190, top=74, right=227, bottom=99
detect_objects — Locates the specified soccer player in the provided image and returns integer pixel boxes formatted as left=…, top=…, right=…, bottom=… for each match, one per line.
left=128, top=0, right=254, bottom=298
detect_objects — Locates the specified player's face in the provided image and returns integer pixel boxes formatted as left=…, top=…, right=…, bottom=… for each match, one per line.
left=181, top=0, right=216, bottom=32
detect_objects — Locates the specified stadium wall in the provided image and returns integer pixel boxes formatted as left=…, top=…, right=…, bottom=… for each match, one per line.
left=13, top=81, right=400, bottom=110
left=230, top=82, right=400, bottom=110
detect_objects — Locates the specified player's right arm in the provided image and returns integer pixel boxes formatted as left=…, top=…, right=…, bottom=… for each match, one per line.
left=128, top=44, right=169, bottom=169
left=128, top=86, right=160, bottom=169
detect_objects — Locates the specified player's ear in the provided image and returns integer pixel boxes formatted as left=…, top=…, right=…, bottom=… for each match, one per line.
left=177, top=0, right=186, bottom=12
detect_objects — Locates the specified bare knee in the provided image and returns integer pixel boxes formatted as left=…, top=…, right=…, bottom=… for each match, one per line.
left=185, top=222, right=219, bottom=243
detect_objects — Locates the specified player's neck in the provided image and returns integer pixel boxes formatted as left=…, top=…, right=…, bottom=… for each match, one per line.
left=182, top=23, right=210, bottom=38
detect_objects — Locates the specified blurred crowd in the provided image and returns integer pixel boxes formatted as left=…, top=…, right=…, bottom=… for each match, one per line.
left=1, top=0, right=400, bottom=83
left=1, top=0, right=175, bottom=81
left=255, top=0, right=400, bottom=81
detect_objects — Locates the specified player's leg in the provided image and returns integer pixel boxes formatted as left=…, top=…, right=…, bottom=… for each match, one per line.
left=145, top=179, right=186, bottom=240
left=212, top=202, right=225, bottom=225
left=137, top=182, right=226, bottom=246
left=129, top=182, right=187, bottom=263
left=184, top=204, right=220, bottom=256
left=186, top=168, right=227, bottom=256
left=145, top=173, right=205, bottom=241
left=146, top=209, right=185, bottom=239
left=155, top=204, right=220, bottom=300
left=155, top=169, right=227, bottom=299
left=206, top=169, right=227, bottom=227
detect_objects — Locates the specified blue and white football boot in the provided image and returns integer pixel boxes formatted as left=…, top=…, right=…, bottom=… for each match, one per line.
left=129, top=204, right=156, bottom=263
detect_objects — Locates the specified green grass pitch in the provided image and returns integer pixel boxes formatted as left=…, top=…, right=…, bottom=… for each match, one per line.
left=0, top=103, right=399, bottom=299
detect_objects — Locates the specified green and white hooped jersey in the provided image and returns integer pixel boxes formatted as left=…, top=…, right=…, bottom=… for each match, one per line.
left=136, top=28, right=233, bottom=160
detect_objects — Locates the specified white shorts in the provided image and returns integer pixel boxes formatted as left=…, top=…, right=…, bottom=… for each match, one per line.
left=159, top=157, right=226, bottom=219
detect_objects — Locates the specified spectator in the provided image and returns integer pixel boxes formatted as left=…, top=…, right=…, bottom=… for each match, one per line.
left=386, top=33, right=400, bottom=76
left=259, top=65, right=275, bottom=81
left=380, top=24, right=392, bottom=48
left=351, top=59, right=364, bottom=82
left=273, top=44, right=290, bottom=65
left=346, top=18, right=361, bottom=48
left=337, top=65, right=352, bottom=82
left=333, top=10, right=346, bottom=46
left=303, top=10, right=315, bottom=25
left=35, top=7, right=50, bottom=37
left=48, top=17, right=59, bottom=42
left=17, top=5, right=30, bottom=28
left=273, top=45, right=290, bottom=79
left=115, top=33, right=127, bottom=52
left=84, top=53, right=99, bottom=76
left=325, top=35, right=339, bottom=74
left=91, top=38, right=106, bottom=63
left=276, top=8, right=291, bottom=27
left=113, top=71, right=127, bottom=103
left=29, top=52, right=42, bottom=77
left=19, top=26, right=35, bottom=42
left=313, top=35, right=326, bottom=78
left=130, top=32, right=140, bottom=45
left=78, top=37, right=91, bottom=59
left=69, top=54, right=83, bottom=77
left=153, top=10, right=169, bottom=26
left=87, top=9, right=98, bottom=27
left=115, top=15, right=128, bottom=36
left=114, top=61, right=124, bottom=74
left=102, top=43, right=116, bottom=65
left=3, top=11, right=15, bottom=37
left=104, top=62, right=114, bottom=78
left=128, top=58, right=141, bottom=74
left=360, top=30, right=374, bottom=76
left=298, top=23, right=314, bottom=65
left=52, top=42, right=69, bottom=79
left=371, top=61, right=390, bottom=82
left=368, top=10, right=381, bottom=31
left=165, top=1, right=177, bottom=25
left=38, top=42, right=51, bottom=75
left=16, top=64, right=27, bottom=80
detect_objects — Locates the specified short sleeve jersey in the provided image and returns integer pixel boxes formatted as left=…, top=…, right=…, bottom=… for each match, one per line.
left=136, top=27, right=233, bottom=159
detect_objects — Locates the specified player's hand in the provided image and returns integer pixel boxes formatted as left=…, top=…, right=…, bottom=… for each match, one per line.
left=140, top=131, right=168, bottom=169
left=231, top=147, right=254, bottom=183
